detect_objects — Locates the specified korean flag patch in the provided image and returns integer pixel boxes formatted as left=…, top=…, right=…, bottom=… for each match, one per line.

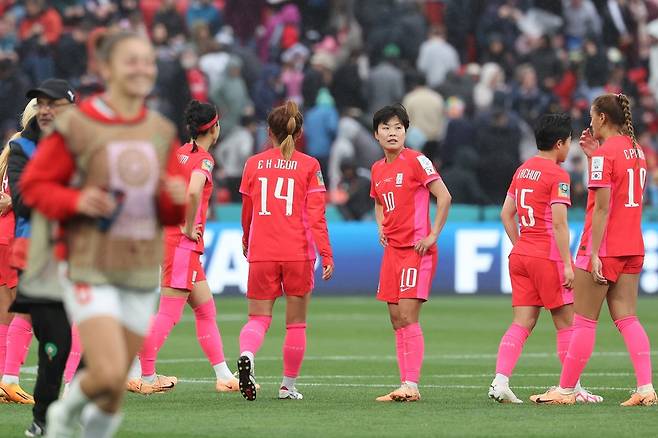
left=416, top=155, right=436, bottom=176
left=558, top=183, right=570, bottom=198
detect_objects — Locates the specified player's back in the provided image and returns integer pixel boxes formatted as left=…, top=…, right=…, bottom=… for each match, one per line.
left=240, top=147, right=325, bottom=262
left=508, top=156, right=571, bottom=261
left=579, top=135, right=646, bottom=257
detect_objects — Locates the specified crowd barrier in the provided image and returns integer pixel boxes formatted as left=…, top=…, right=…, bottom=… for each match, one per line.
left=202, top=221, right=658, bottom=296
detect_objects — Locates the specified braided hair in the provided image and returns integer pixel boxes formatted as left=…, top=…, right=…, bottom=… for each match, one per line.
left=592, top=93, right=638, bottom=149
left=267, top=100, right=303, bottom=160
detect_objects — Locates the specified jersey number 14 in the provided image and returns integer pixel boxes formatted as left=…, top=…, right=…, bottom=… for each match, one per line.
left=258, top=177, right=294, bottom=216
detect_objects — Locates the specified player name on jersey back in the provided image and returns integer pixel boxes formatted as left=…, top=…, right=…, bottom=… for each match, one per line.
left=257, top=158, right=298, bottom=170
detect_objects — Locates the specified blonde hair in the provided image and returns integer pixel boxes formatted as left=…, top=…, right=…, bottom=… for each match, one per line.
left=267, top=100, right=303, bottom=160
left=0, top=98, right=38, bottom=180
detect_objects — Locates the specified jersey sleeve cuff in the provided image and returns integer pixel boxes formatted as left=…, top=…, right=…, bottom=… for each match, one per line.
left=307, top=187, right=326, bottom=194
left=192, top=169, right=211, bottom=181
left=588, top=183, right=611, bottom=189
left=506, top=192, right=515, bottom=199
left=550, top=199, right=572, bottom=206
left=423, top=174, right=441, bottom=187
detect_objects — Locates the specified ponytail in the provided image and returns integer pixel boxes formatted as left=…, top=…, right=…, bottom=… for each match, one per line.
left=617, top=93, right=638, bottom=148
left=0, top=98, right=38, bottom=181
left=267, top=100, right=303, bottom=161
left=281, top=101, right=298, bottom=160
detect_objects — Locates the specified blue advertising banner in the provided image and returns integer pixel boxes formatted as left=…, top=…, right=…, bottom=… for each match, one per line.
left=201, top=222, right=658, bottom=296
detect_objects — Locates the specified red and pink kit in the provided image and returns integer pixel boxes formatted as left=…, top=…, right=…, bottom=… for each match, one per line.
left=240, top=147, right=332, bottom=299
left=576, top=135, right=646, bottom=281
left=369, top=148, right=440, bottom=304
left=506, top=156, right=573, bottom=309
left=0, top=174, right=17, bottom=288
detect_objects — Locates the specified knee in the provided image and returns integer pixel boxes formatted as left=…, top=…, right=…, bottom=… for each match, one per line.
left=89, top=363, right=125, bottom=395
left=193, top=300, right=216, bottom=321
left=513, top=318, right=537, bottom=332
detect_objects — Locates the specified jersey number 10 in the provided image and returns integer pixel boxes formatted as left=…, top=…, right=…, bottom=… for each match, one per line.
left=258, top=177, right=294, bottom=216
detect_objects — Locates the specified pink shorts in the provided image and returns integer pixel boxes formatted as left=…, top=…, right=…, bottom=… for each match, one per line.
left=509, top=253, right=574, bottom=310
left=377, top=246, right=437, bottom=304
left=575, top=255, right=644, bottom=283
left=0, top=243, right=17, bottom=289
left=161, top=245, right=206, bottom=291
left=247, top=260, right=315, bottom=300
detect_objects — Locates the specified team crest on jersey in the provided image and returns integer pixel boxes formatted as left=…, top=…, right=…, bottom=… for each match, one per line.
left=316, top=171, right=325, bottom=186
left=558, top=183, right=570, bottom=198
left=396, top=173, right=403, bottom=186
left=178, top=154, right=189, bottom=164
left=591, top=156, right=603, bottom=181
left=201, top=159, right=213, bottom=172
left=416, top=155, right=436, bottom=176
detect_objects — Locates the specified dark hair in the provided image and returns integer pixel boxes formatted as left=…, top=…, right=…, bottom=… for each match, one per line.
left=184, top=99, right=218, bottom=152
left=592, top=93, right=637, bottom=147
left=534, top=113, right=572, bottom=151
left=267, top=100, right=303, bottom=160
left=96, top=30, right=146, bottom=63
left=372, top=104, right=410, bottom=132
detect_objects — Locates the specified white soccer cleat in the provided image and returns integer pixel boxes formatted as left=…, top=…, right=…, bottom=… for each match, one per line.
left=488, top=383, right=523, bottom=404
left=45, top=400, right=78, bottom=438
left=575, top=387, right=604, bottom=403
left=278, top=386, right=303, bottom=400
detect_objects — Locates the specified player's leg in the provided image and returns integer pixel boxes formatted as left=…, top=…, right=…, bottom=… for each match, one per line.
left=63, top=324, right=82, bottom=396
left=1, top=311, right=34, bottom=404
left=0, top=284, right=12, bottom=402
left=607, top=267, right=656, bottom=406
left=187, top=279, right=238, bottom=391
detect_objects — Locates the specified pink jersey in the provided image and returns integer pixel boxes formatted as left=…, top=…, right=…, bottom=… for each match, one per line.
left=240, top=147, right=330, bottom=262
left=0, top=174, right=15, bottom=245
left=578, top=135, right=646, bottom=257
left=164, top=142, right=214, bottom=254
left=507, top=156, right=571, bottom=261
left=370, top=148, right=441, bottom=247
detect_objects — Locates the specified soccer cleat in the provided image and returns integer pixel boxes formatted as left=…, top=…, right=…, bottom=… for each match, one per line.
left=488, top=383, right=523, bottom=404
left=237, top=355, right=257, bottom=401
left=216, top=377, right=240, bottom=392
left=575, top=387, right=604, bottom=403
left=621, top=390, right=657, bottom=407
left=0, top=382, right=35, bottom=404
left=24, top=420, right=45, bottom=437
left=45, top=400, right=78, bottom=438
left=389, top=385, right=421, bottom=402
left=278, top=386, right=303, bottom=400
left=126, top=375, right=177, bottom=395
left=530, top=388, right=576, bottom=405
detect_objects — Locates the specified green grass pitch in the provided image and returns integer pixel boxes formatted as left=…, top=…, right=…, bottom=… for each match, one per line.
left=1, top=296, right=657, bottom=437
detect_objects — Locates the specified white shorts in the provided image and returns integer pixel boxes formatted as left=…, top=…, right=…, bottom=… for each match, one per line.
left=62, top=282, right=157, bottom=336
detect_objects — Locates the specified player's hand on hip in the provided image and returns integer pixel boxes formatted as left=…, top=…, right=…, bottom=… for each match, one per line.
left=562, top=264, right=575, bottom=289
left=414, top=233, right=437, bottom=256
left=164, top=176, right=187, bottom=205
left=77, top=186, right=117, bottom=218
left=579, top=128, right=599, bottom=158
left=378, top=231, right=387, bottom=247
left=242, top=241, right=248, bottom=258
left=590, top=254, right=608, bottom=285
left=181, top=223, right=202, bottom=242
left=322, top=264, right=334, bottom=280
left=0, top=192, right=12, bottom=215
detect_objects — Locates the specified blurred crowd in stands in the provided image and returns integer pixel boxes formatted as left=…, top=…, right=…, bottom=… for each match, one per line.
left=3, top=0, right=658, bottom=219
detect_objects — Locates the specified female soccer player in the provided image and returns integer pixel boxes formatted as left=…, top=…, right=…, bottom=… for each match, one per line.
left=20, top=31, right=186, bottom=436
left=128, top=100, right=239, bottom=394
left=531, top=94, right=656, bottom=406
left=370, top=104, right=451, bottom=402
left=488, top=114, right=601, bottom=404
left=237, top=100, right=334, bottom=401
left=0, top=99, right=37, bottom=404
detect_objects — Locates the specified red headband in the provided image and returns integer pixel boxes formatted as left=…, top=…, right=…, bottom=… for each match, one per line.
left=198, top=114, right=219, bottom=132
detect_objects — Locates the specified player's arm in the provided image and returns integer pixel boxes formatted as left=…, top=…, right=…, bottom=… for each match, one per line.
left=414, top=178, right=451, bottom=256
left=181, top=171, right=205, bottom=242
left=158, top=140, right=186, bottom=226
left=590, top=187, right=611, bottom=284
left=241, top=193, right=252, bottom=257
left=551, top=203, right=574, bottom=289
left=307, top=191, right=334, bottom=280
left=500, top=195, right=519, bottom=245
left=374, top=198, right=386, bottom=247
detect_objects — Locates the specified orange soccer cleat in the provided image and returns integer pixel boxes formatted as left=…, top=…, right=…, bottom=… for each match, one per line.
left=530, top=387, right=576, bottom=405
left=0, top=382, right=35, bottom=404
left=621, top=390, right=657, bottom=407
left=376, top=385, right=421, bottom=402
left=126, top=374, right=178, bottom=395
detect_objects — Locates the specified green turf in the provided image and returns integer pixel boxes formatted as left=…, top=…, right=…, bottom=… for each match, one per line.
left=1, top=296, right=657, bottom=437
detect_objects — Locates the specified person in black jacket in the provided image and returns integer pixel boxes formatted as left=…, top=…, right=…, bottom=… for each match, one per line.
left=7, top=78, right=75, bottom=437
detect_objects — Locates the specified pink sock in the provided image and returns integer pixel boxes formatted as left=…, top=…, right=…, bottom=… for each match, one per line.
left=559, top=314, right=597, bottom=389
left=139, top=295, right=186, bottom=376
left=64, top=325, right=82, bottom=383
left=283, top=323, right=306, bottom=378
left=395, top=328, right=405, bottom=383
left=239, top=315, right=272, bottom=355
left=4, top=316, right=32, bottom=377
left=0, top=324, right=8, bottom=376
left=495, top=323, right=530, bottom=377
left=402, top=323, right=424, bottom=384
left=193, top=300, right=225, bottom=366
left=556, top=327, right=573, bottom=365
left=615, top=316, right=653, bottom=388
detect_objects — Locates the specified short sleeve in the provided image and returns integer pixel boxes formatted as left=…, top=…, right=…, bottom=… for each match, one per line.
left=307, top=159, right=326, bottom=194
left=506, top=175, right=516, bottom=199
left=369, top=176, right=377, bottom=199
left=192, top=156, right=214, bottom=181
left=413, top=153, right=441, bottom=186
left=588, top=152, right=612, bottom=188
left=239, top=160, right=251, bottom=195
left=550, top=170, right=572, bottom=206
